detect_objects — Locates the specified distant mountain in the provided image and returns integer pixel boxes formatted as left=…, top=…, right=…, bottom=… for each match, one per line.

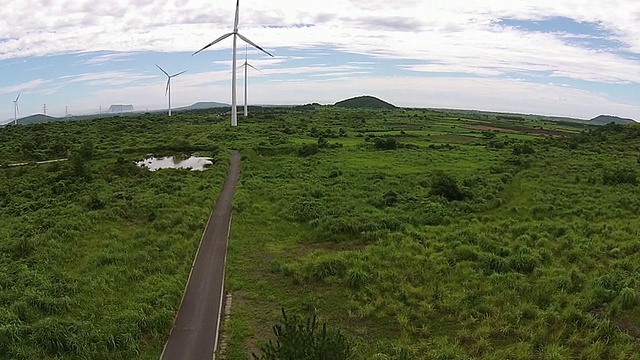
left=108, top=104, right=134, bottom=113
left=590, top=115, right=635, bottom=125
left=334, top=95, right=397, bottom=109
left=15, top=114, right=61, bottom=125
left=175, top=102, right=230, bottom=111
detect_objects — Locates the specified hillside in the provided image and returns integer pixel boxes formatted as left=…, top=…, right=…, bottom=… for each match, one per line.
left=16, top=114, right=61, bottom=125
left=590, top=114, right=635, bottom=125
left=176, top=102, right=229, bottom=111
left=334, top=95, right=397, bottom=109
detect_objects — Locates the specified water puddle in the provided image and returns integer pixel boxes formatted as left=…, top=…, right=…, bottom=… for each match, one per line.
left=137, top=156, right=213, bottom=171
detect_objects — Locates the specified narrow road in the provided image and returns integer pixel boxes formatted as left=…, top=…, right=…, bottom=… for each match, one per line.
left=160, top=150, right=241, bottom=360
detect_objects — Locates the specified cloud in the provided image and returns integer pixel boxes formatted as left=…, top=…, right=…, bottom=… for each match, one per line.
left=57, top=71, right=158, bottom=87
left=83, top=52, right=136, bottom=65
left=0, top=79, right=50, bottom=94
left=1, top=0, right=639, bottom=120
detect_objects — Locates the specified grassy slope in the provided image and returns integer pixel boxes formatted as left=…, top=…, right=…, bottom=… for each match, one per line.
left=3, top=108, right=638, bottom=359
left=224, top=113, right=640, bottom=359
left=0, top=114, right=229, bottom=359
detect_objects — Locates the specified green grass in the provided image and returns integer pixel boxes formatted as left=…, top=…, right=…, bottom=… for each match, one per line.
left=4, top=107, right=639, bottom=359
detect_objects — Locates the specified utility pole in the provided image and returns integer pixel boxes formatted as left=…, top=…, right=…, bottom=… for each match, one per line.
left=43, top=104, right=47, bottom=115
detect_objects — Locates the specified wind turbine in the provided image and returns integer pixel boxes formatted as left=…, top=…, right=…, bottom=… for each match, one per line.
left=156, top=64, right=186, bottom=117
left=193, top=0, right=274, bottom=127
left=13, top=93, right=20, bottom=125
left=238, top=46, right=262, bottom=117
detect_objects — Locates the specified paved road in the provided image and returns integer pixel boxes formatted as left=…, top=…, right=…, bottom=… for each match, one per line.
left=160, top=150, right=241, bottom=360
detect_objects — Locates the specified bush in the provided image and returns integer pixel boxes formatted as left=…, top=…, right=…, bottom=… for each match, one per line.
left=430, top=172, right=466, bottom=201
left=298, top=143, right=319, bottom=157
left=253, top=309, right=353, bottom=360
left=512, top=143, right=535, bottom=155
left=603, top=167, right=637, bottom=185
left=373, top=137, right=398, bottom=150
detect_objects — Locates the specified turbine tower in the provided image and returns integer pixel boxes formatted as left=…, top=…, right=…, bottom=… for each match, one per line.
left=13, top=93, right=20, bottom=125
left=238, top=46, right=261, bottom=117
left=193, top=0, right=273, bottom=127
left=156, top=64, right=186, bottom=117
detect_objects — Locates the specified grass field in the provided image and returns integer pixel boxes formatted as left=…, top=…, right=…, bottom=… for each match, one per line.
left=2, top=107, right=639, bottom=359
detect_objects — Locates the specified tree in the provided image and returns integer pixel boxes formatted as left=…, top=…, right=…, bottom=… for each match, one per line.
left=79, top=139, right=95, bottom=160
left=253, top=309, right=353, bottom=360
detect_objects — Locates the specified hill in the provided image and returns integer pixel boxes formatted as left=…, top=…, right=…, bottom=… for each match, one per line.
left=334, top=95, right=397, bottom=109
left=16, top=114, right=61, bottom=125
left=175, top=102, right=229, bottom=111
left=590, top=114, right=635, bottom=125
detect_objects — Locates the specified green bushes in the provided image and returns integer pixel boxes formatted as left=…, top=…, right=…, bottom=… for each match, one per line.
left=373, top=137, right=398, bottom=150
left=603, top=167, right=637, bottom=185
left=253, top=309, right=354, bottom=360
left=430, top=172, right=467, bottom=201
left=298, top=143, right=319, bottom=157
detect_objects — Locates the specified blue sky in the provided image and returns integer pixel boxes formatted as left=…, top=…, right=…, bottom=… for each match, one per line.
left=1, top=0, right=640, bottom=122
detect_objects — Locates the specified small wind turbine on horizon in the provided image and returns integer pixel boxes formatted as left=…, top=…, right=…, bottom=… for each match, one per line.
left=13, top=93, right=20, bottom=125
left=193, top=0, right=274, bottom=127
left=156, top=64, right=186, bottom=117
left=238, top=45, right=262, bottom=117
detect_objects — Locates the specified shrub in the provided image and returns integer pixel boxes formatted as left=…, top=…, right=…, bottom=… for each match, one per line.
left=430, top=172, right=466, bottom=201
left=512, top=143, right=535, bottom=155
left=253, top=309, right=353, bottom=360
left=298, top=143, right=319, bottom=157
left=603, top=167, right=637, bottom=185
left=373, top=137, right=398, bottom=150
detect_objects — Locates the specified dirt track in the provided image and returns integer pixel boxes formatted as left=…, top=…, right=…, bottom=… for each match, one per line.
left=160, top=150, right=240, bottom=360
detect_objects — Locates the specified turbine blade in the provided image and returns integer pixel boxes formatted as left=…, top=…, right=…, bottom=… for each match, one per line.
left=234, top=0, right=240, bottom=29
left=171, top=70, right=187, bottom=77
left=237, top=33, right=274, bottom=57
left=156, top=64, right=170, bottom=77
left=165, top=79, right=170, bottom=96
left=15, top=93, right=21, bottom=102
left=193, top=32, right=234, bottom=55
left=247, top=63, right=262, bottom=73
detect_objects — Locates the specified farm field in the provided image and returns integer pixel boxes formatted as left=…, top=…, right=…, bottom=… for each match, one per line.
left=2, top=106, right=640, bottom=359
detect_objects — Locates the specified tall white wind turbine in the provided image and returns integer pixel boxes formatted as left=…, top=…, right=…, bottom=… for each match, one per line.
left=238, top=46, right=262, bottom=117
left=156, top=65, right=186, bottom=117
left=193, top=0, right=273, bottom=127
left=13, top=93, right=20, bottom=125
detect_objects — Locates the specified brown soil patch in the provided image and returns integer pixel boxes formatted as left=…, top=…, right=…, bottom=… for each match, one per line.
left=464, top=125, right=568, bottom=137
left=617, top=316, right=640, bottom=339
left=465, top=125, right=519, bottom=133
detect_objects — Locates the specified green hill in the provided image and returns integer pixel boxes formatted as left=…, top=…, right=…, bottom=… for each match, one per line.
left=334, top=95, right=397, bottom=109
left=16, top=114, right=62, bottom=125
left=590, top=114, right=635, bottom=125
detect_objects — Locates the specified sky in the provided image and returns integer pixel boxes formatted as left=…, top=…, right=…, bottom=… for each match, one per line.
left=1, top=0, right=639, bottom=122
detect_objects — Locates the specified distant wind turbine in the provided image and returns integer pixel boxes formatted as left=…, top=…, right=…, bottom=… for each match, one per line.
left=238, top=46, right=262, bottom=117
left=193, top=0, right=274, bottom=127
left=156, top=64, right=186, bottom=117
left=13, top=93, right=20, bottom=125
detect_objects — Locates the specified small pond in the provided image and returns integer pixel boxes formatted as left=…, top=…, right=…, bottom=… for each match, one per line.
left=137, top=156, right=213, bottom=171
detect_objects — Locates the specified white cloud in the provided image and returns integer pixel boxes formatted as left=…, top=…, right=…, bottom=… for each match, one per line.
left=1, top=0, right=640, bottom=120
left=1, top=0, right=639, bottom=85
left=0, top=79, right=50, bottom=94
left=59, top=71, right=157, bottom=87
